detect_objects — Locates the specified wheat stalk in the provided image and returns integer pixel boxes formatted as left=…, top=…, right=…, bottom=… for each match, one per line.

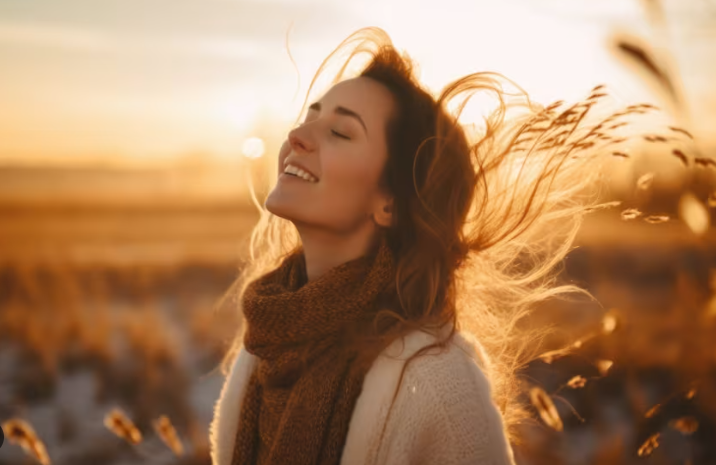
left=1, top=418, right=51, bottom=465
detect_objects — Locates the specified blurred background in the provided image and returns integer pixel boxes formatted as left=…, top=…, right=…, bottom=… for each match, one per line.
left=1, top=0, right=715, bottom=463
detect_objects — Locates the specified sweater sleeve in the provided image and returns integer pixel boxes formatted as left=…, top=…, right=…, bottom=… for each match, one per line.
left=375, top=342, right=516, bottom=465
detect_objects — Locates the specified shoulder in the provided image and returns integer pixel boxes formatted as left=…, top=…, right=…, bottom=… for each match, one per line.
left=392, top=329, right=500, bottom=425
left=380, top=328, right=494, bottom=395
left=367, top=329, right=515, bottom=465
left=354, top=329, right=489, bottom=414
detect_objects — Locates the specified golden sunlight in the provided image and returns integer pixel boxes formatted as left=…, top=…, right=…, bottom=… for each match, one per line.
left=242, top=137, right=266, bottom=159
left=0, top=0, right=688, bottom=166
left=220, top=98, right=262, bottom=133
left=4, top=3, right=716, bottom=465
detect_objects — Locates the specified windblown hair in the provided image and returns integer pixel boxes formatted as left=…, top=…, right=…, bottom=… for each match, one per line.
left=219, top=27, right=629, bottom=442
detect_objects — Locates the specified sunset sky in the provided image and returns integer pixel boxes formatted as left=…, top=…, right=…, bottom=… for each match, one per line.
left=0, top=0, right=713, bottom=167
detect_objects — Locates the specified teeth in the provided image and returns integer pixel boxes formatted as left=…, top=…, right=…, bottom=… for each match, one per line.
left=283, top=164, right=318, bottom=183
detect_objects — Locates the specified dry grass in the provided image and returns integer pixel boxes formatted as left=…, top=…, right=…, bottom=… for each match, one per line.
left=1, top=418, right=51, bottom=465
left=511, top=3, right=716, bottom=460
left=153, top=415, right=185, bottom=457
left=0, top=263, right=237, bottom=464
left=1, top=1, right=714, bottom=464
left=104, top=408, right=143, bottom=445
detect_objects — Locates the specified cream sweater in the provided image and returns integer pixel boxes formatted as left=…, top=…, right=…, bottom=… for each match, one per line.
left=209, top=329, right=516, bottom=465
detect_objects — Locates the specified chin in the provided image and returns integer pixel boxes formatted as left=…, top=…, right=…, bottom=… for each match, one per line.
left=265, top=190, right=300, bottom=223
left=264, top=194, right=286, bottom=218
left=264, top=188, right=357, bottom=232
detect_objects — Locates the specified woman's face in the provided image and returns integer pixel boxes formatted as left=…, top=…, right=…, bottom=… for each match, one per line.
left=265, top=77, right=395, bottom=233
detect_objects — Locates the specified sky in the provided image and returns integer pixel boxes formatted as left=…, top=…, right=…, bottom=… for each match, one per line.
left=0, top=0, right=713, bottom=167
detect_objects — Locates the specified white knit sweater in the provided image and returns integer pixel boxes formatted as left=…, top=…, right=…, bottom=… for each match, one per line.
left=209, top=329, right=516, bottom=465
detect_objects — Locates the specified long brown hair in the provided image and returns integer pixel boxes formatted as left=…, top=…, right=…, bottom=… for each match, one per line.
left=219, top=27, right=626, bottom=441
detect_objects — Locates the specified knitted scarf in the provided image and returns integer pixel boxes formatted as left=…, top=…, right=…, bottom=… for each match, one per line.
left=231, top=237, right=396, bottom=465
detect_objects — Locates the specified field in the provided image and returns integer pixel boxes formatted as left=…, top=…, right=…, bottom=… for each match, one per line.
left=1, top=1, right=715, bottom=462
left=2, top=162, right=716, bottom=464
left=0, top=166, right=256, bottom=464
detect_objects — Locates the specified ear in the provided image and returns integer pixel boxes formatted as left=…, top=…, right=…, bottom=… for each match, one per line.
left=372, top=195, right=394, bottom=228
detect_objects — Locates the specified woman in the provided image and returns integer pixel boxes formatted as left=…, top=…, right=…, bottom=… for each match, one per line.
left=210, top=27, right=619, bottom=465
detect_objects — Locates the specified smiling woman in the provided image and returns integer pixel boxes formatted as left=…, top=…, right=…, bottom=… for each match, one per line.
left=265, top=77, right=395, bottom=265
left=209, top=26, right=626, bottom=465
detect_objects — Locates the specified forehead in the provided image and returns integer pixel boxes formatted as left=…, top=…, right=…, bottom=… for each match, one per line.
left=319, top=77, right=395, bottom=129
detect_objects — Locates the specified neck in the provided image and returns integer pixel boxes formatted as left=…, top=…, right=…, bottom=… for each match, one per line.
left=296, top=222, right=379, bottom=282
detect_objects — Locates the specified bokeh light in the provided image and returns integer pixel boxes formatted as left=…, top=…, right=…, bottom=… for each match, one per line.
left=241, top=137, right=265, bottom=159
left=2, top=1, right=716, bottom=464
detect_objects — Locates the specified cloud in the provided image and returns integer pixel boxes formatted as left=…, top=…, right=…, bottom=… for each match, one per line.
left=0, top=0, right=362, bottom=44
left=162, top=37, right=270, bottom=60
left=0, top=19, right=282, bottom=62
left=0, top=20, right=112, bottom=52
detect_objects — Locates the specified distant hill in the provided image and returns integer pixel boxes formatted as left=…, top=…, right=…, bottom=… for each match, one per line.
left=0, top=162, right=262, bottom=209
left=0, top=164, right=262, bottom=267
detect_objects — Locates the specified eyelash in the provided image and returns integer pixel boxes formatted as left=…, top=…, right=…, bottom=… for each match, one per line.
left=298, top=120, right=350, bottom=140
left=331, top=130, right=350, bottom=140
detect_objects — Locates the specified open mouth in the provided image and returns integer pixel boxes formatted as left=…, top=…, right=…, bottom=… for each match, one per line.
left=283, top=172, right=314, bottom=183
left=283, top=164, right=319, bottom=183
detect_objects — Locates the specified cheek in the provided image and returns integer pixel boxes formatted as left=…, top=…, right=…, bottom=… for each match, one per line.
left=326, top=160, right=373, bottom=186
left=320, top=148, right=384, bottom=205
left=277, top=140, right=290, bottom=172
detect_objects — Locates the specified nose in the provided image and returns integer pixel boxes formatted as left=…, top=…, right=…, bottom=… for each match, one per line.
left=288, top=126, right=315, bottom=154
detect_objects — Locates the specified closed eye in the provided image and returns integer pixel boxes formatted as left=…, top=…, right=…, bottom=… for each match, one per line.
left=331, top=130, right=350, bottom=140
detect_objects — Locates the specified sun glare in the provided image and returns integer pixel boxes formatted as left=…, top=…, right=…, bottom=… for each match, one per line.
left=220, top=97, right=261, bottom=131
left=242, top=137, right=265, bottom=159
left=0, top=0, right=681, bottom=166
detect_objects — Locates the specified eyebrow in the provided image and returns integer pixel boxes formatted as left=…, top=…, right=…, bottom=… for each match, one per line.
left=308, top=102, right=368, bottom=136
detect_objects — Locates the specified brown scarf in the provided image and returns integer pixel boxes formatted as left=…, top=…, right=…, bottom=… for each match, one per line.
left=231, top=237, right=396, bottom=465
